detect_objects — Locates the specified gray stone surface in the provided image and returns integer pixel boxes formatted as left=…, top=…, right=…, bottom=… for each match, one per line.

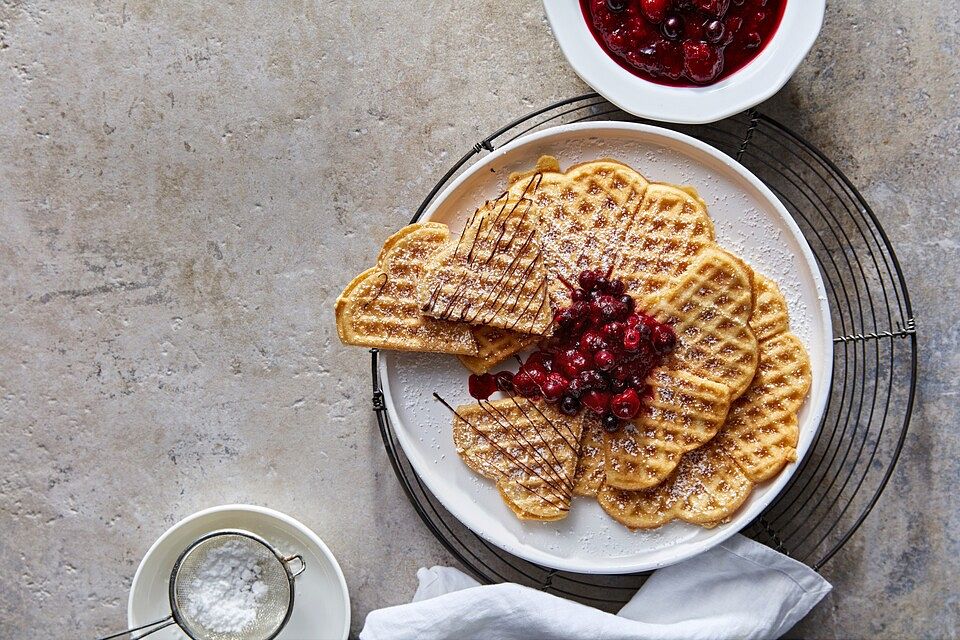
left=0, top=1, right=956, bottom=638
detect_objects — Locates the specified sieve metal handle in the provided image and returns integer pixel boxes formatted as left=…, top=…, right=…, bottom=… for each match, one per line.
left=282, top=554, right=306, bottom=578
left=96, top=614, right=175, bottom=640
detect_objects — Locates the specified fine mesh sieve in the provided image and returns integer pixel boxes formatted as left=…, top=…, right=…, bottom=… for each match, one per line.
left=98, top=529, right=305, bottom=640
left=170, top=531, right=302, bottom=640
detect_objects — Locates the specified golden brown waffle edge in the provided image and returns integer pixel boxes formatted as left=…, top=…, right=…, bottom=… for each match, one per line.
left=335, top=223, right=479, bottom=355
left=598, top=272, right=811, bottom=529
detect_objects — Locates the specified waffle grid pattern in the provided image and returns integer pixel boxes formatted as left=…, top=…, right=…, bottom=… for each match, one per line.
left=372, top=97, right=917, bottom=611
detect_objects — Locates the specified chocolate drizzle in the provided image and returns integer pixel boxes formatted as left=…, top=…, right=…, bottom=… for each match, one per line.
left=466, top=224, right=540, bottom=325
left=360, top=272, right=389, bottom=310
left=479, top=398, right=574, bottom=493
left=517, top=395, right=581, bottom=454
left=434, top=392, right=573, bottom=511
left=423, top=173, right=550, bottom=333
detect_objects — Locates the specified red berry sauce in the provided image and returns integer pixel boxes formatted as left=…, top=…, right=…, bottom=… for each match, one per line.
left=581, top=0, right=787, bottom=86
left=468, top=269, right=677, bottom=433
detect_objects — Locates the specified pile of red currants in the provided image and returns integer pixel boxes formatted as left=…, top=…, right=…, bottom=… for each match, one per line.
left=583, top=0, right=786, bottom=85
left=468, top=269, right=677, bottom=432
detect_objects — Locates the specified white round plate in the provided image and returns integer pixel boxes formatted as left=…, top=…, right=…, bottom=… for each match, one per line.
left=128, top=504, right=350, bottom=640
left=544, top=0, right=825, bottom=124
left=380, top=122, right=832, bottom=574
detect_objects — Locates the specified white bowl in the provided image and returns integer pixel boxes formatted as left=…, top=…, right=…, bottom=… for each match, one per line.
left=128, top=504, right=350, bottom=640
left=544, top=0, right=825, bottom=124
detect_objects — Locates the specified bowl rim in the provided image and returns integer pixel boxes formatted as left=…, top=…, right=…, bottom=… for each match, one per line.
left=544, top=0, right=826, bottom=124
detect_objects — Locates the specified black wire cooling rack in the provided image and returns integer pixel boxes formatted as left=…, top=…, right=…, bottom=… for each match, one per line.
left=369, top=93, right=918, bottom=611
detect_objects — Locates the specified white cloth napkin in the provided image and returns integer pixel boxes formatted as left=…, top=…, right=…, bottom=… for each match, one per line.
left=360, top=534, right=831, bottom=640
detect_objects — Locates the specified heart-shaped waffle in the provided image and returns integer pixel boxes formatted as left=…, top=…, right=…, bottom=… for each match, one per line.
left=745, top=270, right=791, bottom=344
left=335, top=223, right=478, bottom=355
left=714, top=304, right=811, bottom=483
left=420, top=195, right=553, bottom=335
left=598, top=274, right=811, bottom=528
left=602, top=246, right=758, bottom=490
left=603, top=368, right=733, bottom=490
left=647, top=246, right=759, bottom=399
left=450, top=396, right=584, bottom=521
left=598, top=439, right=753, bottom=529
left=507, top=157, right=650, bottom=308
left=572, top=414, right=606, bottom=497
left=614, top=182, right=717, bottom=308
left=718, top=272, right=794, bottom=473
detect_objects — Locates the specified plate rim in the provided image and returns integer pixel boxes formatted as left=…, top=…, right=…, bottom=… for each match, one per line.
left=381, top=121, right=833, bottom=573
left=127, top=503, right=351, bottom=640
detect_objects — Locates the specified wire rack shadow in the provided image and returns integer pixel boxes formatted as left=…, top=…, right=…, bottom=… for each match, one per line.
left=369, top=93, right=918, bottom=612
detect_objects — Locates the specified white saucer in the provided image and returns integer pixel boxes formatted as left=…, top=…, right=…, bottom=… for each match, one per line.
left=128, top=504, right=350, bottom=640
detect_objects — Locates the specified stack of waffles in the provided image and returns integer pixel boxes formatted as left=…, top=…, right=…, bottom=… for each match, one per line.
left=336, top=156, right=811, bottom=529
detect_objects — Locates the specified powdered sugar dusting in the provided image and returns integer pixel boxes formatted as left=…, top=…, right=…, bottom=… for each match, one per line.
left=182, top=539, right=270, bottom=635
left=382, top=125, right=830, bottom=573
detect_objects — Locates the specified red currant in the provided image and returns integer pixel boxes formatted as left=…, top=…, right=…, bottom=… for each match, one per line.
left=602, top=321, right=626, bottom=341
left=542, top=372, right=570, bottom=402
left=606, top=279, right=626, bottom=296
left=526, top=350, right=554, bottom=372
left=512, top=371, right=539, bottom=397
left=578, top=269, right=602, bottom=291
left=558, top=349, right=591, bottom=379
left=611, top=388, right=642, bottom=420
left=594, top=349, right=616, bottom=371
left=640, top=0, right=670, bottom=23
left=494, top=371, right=514, bottom=393
left=582, top=390, right=611, bottom=415
left=651, top=324, right=677, bottom=355
left=523, top=363, right=548, bottom=387
left=553, top=308, right=575, bottom=333
left=579, top=330, right=608, bottom=353
left=623, top=327, right=642, bottom=352
left=468, top=373, right=497, bottom=400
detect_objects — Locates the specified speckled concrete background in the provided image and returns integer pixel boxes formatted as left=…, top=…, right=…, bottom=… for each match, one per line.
left=1, top=1, right=957, bottom=638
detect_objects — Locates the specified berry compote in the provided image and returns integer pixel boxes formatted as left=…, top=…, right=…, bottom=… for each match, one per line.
left=581, top=0, right=787, bottom=86
left=467, top=269, right=677, bottom=433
